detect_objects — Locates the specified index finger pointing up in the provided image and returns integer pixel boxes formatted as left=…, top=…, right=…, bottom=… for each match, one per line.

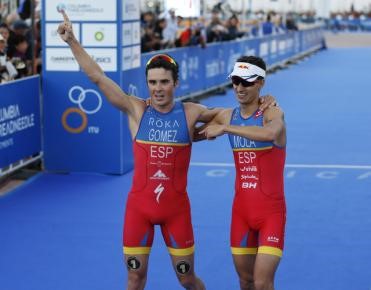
left=60, top=9, right=70, bottom=23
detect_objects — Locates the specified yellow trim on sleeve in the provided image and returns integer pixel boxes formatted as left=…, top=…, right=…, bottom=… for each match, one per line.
left=258, top=246, right=283, bottom=257
left=231, top=247, right=258, bottom=255
left=123, top=246, right=151, bottom=255
left=168, top=245, right=195, bottom=256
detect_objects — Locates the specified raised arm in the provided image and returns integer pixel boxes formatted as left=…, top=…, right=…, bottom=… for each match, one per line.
left=57, top=10, right=144, bottom=121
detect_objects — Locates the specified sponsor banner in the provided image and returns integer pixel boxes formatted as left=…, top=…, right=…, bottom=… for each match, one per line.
left=85, top=48, right=117, bottom=71
left=45, top=23, right=80, bottom=47
left=132, top=22, right=141, bottom=45
left=122, top=47, right=132, bottom=71
left=42, top=72, right=133, bottom=173
left=122, top=23, right=133, bottom=46
left=0, top=76, right=41, bottom=168
left=82, top=23, right=117, bottom=47
left=45, top=0, right=117, bottom=21
left=46, top=48, right=79, bottom=71
left=132, top=45, right=141, bottom=69
left=122, top=45, right=140, bottom=71
left=122, top=0, right=140, bottom=21
left=122, top=21, right=141, bottom=46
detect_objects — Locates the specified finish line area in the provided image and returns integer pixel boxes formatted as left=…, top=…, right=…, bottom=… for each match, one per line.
left=1, top=47, right=371, bottom=290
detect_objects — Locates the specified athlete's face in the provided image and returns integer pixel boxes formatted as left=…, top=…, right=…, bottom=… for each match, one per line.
left=232, top=78, right=264, bottom=105
left=147, top=68, right=178, bottom=110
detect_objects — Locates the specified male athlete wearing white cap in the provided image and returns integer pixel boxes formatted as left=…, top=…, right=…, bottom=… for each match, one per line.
left=200, top=55, right=286, bottom=290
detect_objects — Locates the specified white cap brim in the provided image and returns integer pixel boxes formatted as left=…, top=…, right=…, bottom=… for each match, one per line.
left=229, top=62, right=266, bottom=82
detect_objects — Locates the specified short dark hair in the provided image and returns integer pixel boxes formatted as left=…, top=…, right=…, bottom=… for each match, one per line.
left=145, top=54, right=179, bottom=82
left=236, top=55, right=266, bottom=79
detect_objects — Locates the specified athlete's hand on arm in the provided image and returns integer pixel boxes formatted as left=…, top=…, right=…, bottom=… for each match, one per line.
left=199, top=124, right=225, bottom=140
left=193, top=123, right=214, bottom=142
left=57, top=10, right=144, bottom=120
left=258, top=94, right=278, bottom=112
left=198, top=109, right=230, bottom=140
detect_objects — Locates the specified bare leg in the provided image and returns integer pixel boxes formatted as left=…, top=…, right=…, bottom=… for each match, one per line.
left=232, top=254, right=256, bottom=290
left=170, top=253, right=205, bottom=290
left=253, top=254, right=280, bottom=290
left=125, top=254, right=149, bottom=290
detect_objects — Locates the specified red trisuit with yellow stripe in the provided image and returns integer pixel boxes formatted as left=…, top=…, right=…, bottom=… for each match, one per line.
left=123, top=102, right=194, bottom=257
left=228, top=107, right=286, bottom=257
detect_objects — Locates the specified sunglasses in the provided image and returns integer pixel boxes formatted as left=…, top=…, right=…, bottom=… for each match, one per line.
left=146, top=54, right=177, bottom=67
left=231, top=76, right=257, bottom=87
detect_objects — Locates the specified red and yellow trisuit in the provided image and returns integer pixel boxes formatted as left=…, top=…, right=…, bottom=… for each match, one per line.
left=228, top=107, right=286, bottom=257
left=123, top=102, right=195, bottom=257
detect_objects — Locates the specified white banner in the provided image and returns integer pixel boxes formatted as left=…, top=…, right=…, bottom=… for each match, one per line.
left=85, top=48, right=117, bottom=72
left=45, top=48, right=79, bottom=71
left=45, top=0, right=117, bottom=21
left=82, top=24, right=117, bottom=47
left=45, top=23, right=80, bottom=47
left=122, top=0, right=140, bottom=21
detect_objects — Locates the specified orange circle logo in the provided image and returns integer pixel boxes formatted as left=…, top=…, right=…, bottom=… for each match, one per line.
left=61, top=107, right=88, bottom=134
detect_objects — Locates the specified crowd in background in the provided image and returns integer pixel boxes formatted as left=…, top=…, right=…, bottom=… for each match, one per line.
left=327, top=11, right=371, bottom=31
left=1, top=0, right=371, bottom=83
left=0, top=0, right=41, bottom=84
left=140, top=8, right=301, bottom=53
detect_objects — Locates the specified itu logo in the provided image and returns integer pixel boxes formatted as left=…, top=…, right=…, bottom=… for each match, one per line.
left=61, top=86, right=103, bottom=134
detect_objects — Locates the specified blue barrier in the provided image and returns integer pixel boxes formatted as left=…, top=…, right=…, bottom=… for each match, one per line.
left=136, top=28, right=324, bottom=100
left=0, top=76, right=42, bottom=175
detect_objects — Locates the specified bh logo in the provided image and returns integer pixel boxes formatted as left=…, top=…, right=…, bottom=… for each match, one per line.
left=61, top=86, right=102, bottom=134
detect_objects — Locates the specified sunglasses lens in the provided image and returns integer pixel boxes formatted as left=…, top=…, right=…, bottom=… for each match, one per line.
left=231, top=76, right=255, bottom=87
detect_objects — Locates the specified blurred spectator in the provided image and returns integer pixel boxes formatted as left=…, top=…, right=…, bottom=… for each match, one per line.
left=206, top=10, right=228, bottom=42
left=154, top=18, right=171, bottom=49
left=225, top=14, right=245, bottom=40
left=7, top=34, right=31, bottom=78
left=0, top=33, right=17, bottom=83
left=141, top=11, right=156, bottom=28
left=12, top=19, right=29, bottom=35
left=141, top=24, right=161, bottom=52
left=162, top=9, right=179, bottom=48
left=17, top=0, right=31, bottom=20
left=0, top=2, right=8, bottom=23
left=176, top=21, right=206, bottom=48
left=286, top=13, right=298, bottom=31
left=262, top=14, right=275, bottom=35
left=0, top=23, right=10, bottom=45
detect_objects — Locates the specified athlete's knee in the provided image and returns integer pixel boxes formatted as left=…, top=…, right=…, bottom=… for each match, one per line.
left=127, top=270, right=147, bottom=290
left=254, top=278, right=274, bottom=290
left=177, top=273, right=196, bottom=288
left=177, top=274, right=205, bottom=290
left=239, top=277, right=254, bottom=290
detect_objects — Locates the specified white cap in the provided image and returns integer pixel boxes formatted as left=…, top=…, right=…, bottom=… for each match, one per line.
left=229, top=62, right=266, bottom=82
